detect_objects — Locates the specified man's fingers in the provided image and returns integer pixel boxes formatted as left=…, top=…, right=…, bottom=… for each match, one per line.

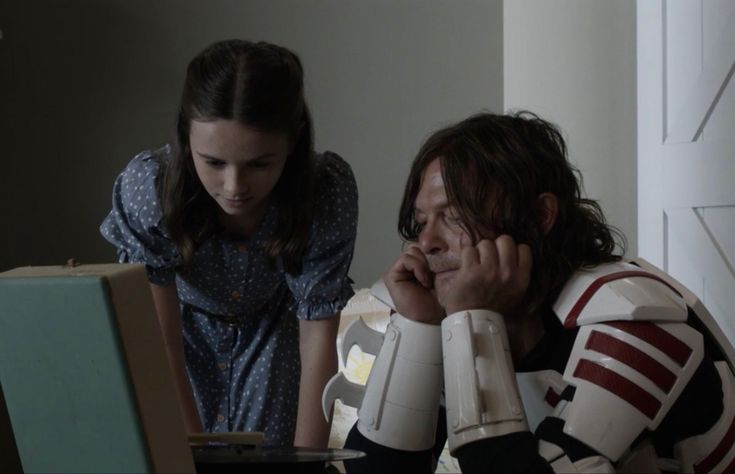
left=493, top=235, right=517, bottom=279
left=404, top=245, right=431, bottom=285
left=460, top=243, right=481, bottom=270
left=475, top=238, right=499, bottom=272
left=393, top=250, right=433, bottom=288
left=404, top=244, right=425, bottom=260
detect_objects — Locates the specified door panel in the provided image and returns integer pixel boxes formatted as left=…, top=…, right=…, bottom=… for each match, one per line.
left=638, top=0, right=735, bottom=345
left=666, top=4, right=735, bottom=143
left=666, top=207, right=735, bottom=343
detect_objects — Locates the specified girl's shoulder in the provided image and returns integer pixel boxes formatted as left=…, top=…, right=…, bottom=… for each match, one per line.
left=101, top=145, right=180, bottom=282
left=120, top=144, right=171, bottom=183
left=113, top=145, right=172, bottom=221
left=314, top=150, right=357, bottom=194
left=309, top=150, right=359, bottom=232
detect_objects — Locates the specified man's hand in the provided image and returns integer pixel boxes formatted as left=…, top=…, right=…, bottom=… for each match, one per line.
left=441, top=235, right=532, bottom=316
left=384, top=244, right=445, bottom=324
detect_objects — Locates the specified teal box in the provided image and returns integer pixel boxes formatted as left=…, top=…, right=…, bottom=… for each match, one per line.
left=0, top=264, right=193, bottom=473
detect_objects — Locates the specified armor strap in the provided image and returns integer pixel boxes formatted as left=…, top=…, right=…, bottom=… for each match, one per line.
left=356, top=313, right=444, bottom=451
left=442, top=309, right=528, bottom=454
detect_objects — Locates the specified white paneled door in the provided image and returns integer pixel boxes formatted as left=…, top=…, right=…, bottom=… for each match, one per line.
left=637, top=0, right=735, bottom=345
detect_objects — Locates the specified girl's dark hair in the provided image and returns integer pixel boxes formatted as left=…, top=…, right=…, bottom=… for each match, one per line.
left=159, top=39, right=315, bottom=274
left=398, top=111, right=626, bottom=314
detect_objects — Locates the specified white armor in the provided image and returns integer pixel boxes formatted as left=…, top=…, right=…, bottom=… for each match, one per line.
left=322, top=281, right=444, bottom=451
left=442, top=309, right=528, bottom=453
left=546, top=259, right=735, bottom=472
left=322, top=259, right=735, bottom=472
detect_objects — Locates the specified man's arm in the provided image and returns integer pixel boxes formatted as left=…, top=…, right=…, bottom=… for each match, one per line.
left=295, top=315, right=340, bottom=448
left=149, top=283, right=203, bottom=433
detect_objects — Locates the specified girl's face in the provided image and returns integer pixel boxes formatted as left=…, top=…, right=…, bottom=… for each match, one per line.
left=189, top=119, right=290, bottom=232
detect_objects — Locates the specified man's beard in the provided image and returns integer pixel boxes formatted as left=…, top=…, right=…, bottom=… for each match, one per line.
left=425, top=254, right=459, bottom=275
left=426, top=254, right=459, bottom=309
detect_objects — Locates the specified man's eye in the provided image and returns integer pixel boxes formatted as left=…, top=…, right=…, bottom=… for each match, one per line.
left=445, top=215, right=462, bottom=226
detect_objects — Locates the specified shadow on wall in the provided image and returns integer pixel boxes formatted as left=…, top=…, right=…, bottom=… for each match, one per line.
left=0, top=1, right=183, bottom=271
left=0, top=0, right=505, bottom=285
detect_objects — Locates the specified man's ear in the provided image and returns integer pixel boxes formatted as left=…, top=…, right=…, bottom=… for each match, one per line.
left=537, top=192, right=559, bottom=235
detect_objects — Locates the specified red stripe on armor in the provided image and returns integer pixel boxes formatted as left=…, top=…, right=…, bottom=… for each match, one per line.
left=574, top=359, right=661, bottom=420
left=694, top=412, right=735, bottom=474
left=564, top=271, right=682, bottom=328
left=586, top=330, right=677, bottom=393
left=544, top=387, right=561, bottom=408
left=604, top=321, right=692, bottom=367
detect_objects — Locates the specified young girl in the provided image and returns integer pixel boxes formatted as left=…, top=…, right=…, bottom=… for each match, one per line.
left=100, top=39, right=358, bottom=448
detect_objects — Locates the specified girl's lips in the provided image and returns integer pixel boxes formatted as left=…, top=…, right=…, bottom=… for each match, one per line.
left=223, top=197, right=252, bottom=208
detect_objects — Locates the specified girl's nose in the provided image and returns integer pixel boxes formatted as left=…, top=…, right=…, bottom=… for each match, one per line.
left=224, top=168, right=249, bottom=194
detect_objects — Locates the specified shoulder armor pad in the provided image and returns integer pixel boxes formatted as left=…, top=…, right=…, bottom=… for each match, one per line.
left=558, top=320, right=704, bottom=460
left=553, top=262, right=687, bottom=328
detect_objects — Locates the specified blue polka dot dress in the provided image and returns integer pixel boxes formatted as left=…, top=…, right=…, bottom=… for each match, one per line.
left=100, top=145, right=358, bottom=446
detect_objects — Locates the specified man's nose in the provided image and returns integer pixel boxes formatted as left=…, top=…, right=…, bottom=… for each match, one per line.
left=418, top=220, right=445, bottom=255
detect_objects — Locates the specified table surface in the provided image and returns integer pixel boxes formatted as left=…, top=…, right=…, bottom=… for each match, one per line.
left=192, top=445, right=365, bottom=464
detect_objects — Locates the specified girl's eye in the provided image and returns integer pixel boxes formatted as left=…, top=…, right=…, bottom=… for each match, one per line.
left=206, top=160, right=225, bottom=168
left=249, top=161, right=270, bottom=169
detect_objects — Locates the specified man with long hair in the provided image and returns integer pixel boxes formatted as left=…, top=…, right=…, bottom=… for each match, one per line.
left=328, top=112, right=734, bottom=473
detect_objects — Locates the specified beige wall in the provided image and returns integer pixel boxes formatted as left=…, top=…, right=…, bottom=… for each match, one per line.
left=0, top=0, right=503, bottom=287
left=504, top=0, right=637, bottom=257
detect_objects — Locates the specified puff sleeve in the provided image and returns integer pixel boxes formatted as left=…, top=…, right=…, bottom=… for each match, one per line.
left=99, top=147, right=182, bottom=285
left=285, top=151, right=359, bottom=320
